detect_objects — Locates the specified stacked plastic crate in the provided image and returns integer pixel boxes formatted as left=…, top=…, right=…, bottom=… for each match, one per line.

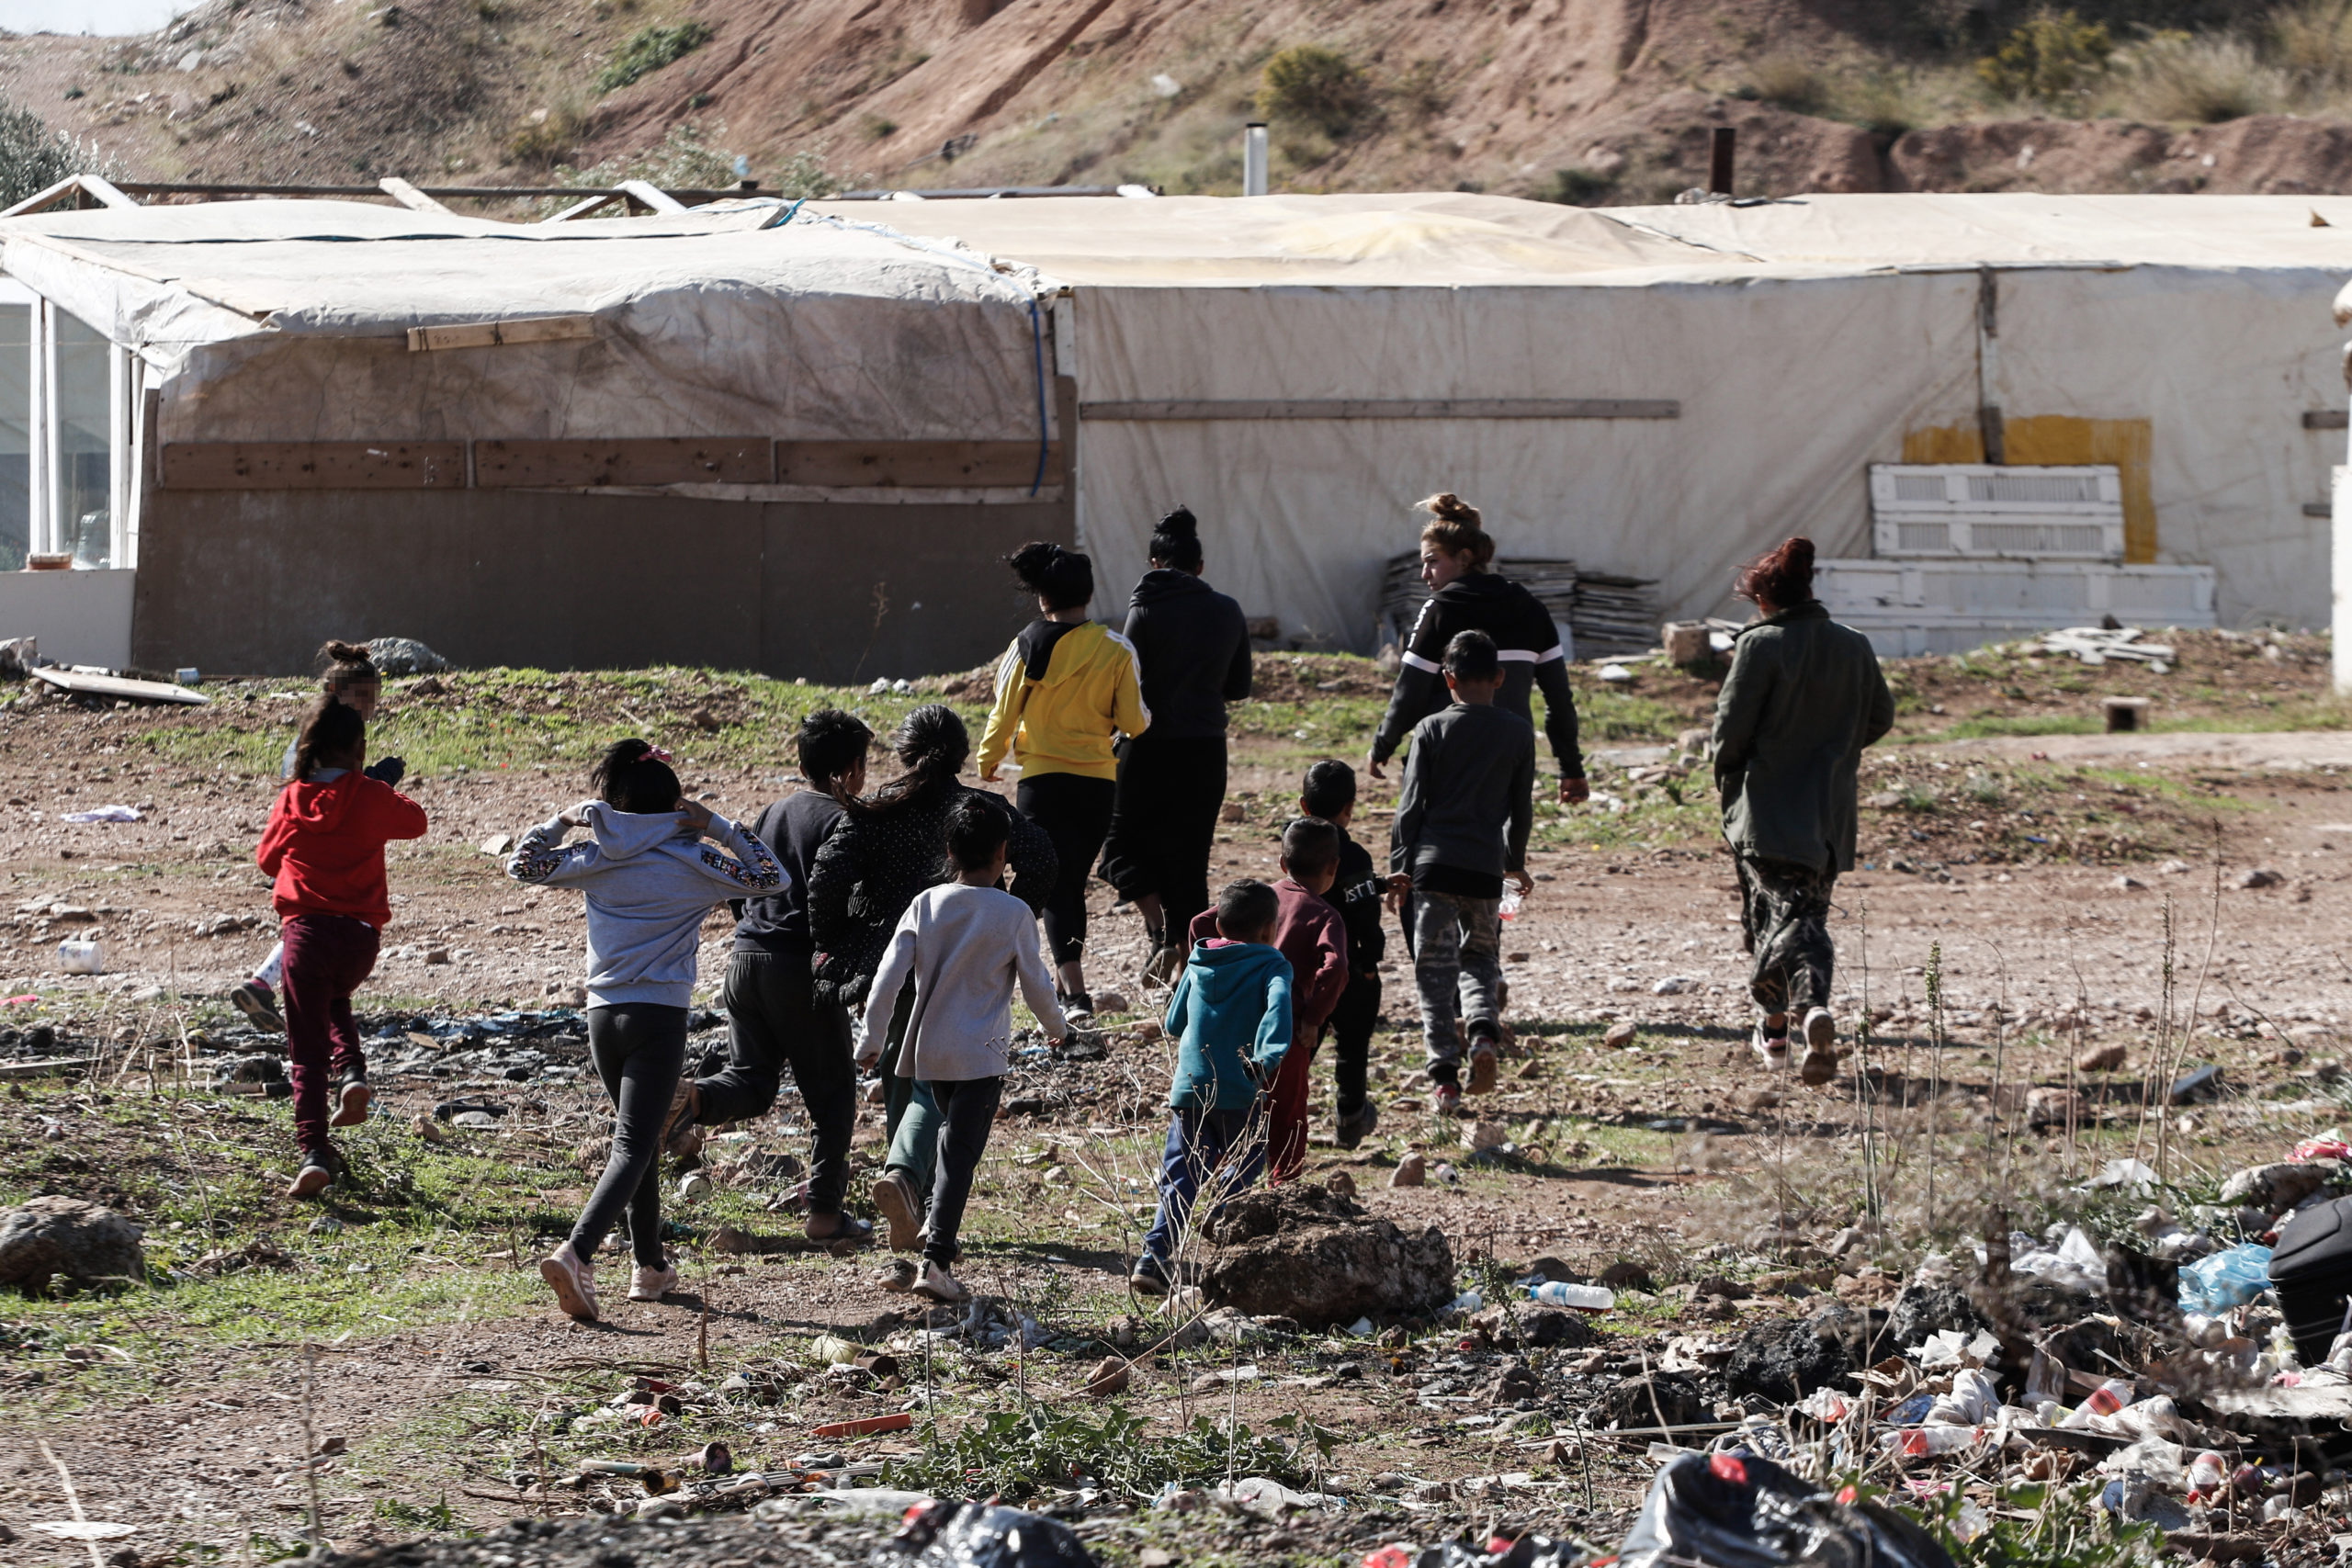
left=1815, top=465, right=2217, bottom=657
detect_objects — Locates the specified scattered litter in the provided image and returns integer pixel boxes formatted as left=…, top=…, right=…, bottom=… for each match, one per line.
left=58, top=805, right=140, bottom=824
left=2039, top=626, right=2175, bottom=669
left=2179, top=1243, right=2274, bottom=1313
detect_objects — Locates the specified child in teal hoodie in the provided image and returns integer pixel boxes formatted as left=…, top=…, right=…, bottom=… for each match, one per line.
left=1131, top=879, right=1292, bottom=1295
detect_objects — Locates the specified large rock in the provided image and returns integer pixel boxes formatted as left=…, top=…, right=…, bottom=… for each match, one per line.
left=1595, top=1371, right=1705, bottom=1431
left=2219, top=1162, right=2334, bottom=1213
left=0, top=1197, right=145, bottom=1293
left=1886, top=1280, right=1993, bottom=1353
left=1196, top=1182, right=1453, bottom=1326
left=1725, top=1303, right=1861, bottom=1401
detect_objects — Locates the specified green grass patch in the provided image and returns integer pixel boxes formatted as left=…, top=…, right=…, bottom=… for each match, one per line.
left=595, top=20, right=710, bottom=93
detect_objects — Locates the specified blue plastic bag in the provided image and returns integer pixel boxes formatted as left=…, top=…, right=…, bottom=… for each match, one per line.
left=2179, top=1243, right=2274, bottom=1314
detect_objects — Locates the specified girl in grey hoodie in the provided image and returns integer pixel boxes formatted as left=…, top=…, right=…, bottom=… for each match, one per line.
left=507, top=739, right=781, bottom=1323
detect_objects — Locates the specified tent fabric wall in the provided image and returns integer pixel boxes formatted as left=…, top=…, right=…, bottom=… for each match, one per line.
left=1070, top=271, right=1984, bottom=649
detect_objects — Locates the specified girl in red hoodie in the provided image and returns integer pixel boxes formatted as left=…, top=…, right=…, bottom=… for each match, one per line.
left=255, top=698, right=429, bottom=1197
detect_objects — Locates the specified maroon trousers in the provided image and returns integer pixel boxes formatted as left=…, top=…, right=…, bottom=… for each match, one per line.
left=280, top=913, right=380, bottom=1152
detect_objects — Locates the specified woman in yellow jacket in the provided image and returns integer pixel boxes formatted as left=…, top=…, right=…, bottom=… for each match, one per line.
left=979, top=541, right=1149, bottom=1021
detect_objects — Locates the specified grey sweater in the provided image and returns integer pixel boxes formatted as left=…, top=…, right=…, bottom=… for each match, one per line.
left=1389, top=702, right=1537, bottom=881
left=858, top=881, right=1068, bottom=1081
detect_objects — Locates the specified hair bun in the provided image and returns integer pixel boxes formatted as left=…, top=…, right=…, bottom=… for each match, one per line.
left=1786, top=536, right=1815, bottom=569
left=1159, top=505, right=1198, bottom=537
left=1432, top=493, right=1472, bottom=522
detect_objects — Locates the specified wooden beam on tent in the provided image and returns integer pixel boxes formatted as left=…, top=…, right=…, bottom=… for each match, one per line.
left=2305, top=410, right=2349, bottom=430
left=378, top=176, right=453, bottom=214
left=542, top=190, right=627, bottom=222
left=3, top=173, right=138, bottom=217
left=775, top=440, right=1061, bottom=487
left=1079, top=398, right=1680, bottom=422
left=406, top=314, right=599, bottom=352
left=473, top=438, right=772, bottom=487
left=159, top=441, right=465, bottom=489
left=616, top=179, right=688, bottom=214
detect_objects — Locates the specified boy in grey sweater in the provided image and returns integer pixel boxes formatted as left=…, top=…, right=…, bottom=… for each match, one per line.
left=1389, top=629, right=1535, bottom=1116
left=859, top=796, right=1068, bottom=1303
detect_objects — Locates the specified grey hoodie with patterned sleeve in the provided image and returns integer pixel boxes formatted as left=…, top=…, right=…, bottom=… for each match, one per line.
left=507, top=801, right=782, bottom=1010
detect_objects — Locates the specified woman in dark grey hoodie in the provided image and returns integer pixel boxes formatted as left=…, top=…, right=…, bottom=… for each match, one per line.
left=1100, top=506, right=1252, bottom=982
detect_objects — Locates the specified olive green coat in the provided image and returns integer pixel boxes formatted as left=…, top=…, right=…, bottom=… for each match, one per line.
left=1711, top=602, right=1894, bottom=874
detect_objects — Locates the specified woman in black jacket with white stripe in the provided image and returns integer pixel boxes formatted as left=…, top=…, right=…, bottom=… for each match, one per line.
left=1367, top=493, right=1589, bottom=805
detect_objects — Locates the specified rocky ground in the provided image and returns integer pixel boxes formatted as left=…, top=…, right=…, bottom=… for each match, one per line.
left=0, top=631, right=2350, bottom=1565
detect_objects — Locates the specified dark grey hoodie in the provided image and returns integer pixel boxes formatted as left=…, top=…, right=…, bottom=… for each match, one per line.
left=1123, top=569, right=1251, bottom=739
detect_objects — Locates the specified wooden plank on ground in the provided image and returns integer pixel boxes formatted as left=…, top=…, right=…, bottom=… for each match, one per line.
left=408, top=315, right=597, bottom=352
left=1080, top=398, right=1679, bottom=421
left=473, top=438, right=773, bottom=487
left=775, top=440, right=1058, bottom=488
left=159, top=441, right=465, bottom=490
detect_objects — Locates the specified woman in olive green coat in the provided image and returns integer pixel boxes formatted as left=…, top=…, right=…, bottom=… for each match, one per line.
left=1711, top=536, right=1894, bottom=1087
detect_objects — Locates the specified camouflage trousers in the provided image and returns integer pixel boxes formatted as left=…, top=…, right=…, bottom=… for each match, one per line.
left=1735, top=853, right=1837, bottom=1018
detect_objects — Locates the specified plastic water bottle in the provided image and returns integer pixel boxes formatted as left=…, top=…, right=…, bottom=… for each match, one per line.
left=1498, top=885, right=1523, bottom=920
left=1527, top=1280, right=1613, bottom=1311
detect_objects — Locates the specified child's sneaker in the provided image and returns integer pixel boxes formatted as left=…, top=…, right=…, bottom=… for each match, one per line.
left=1433, top=1083, right=1464, bottom=1119
left=539, top=1242, right=600, bottom=1322
left=1141, top=942, right=1186, bottom=987
left=286, top=1145, right=344, bottom=1199
left=1799, top=1008, right=1838, bottom=1086
left=1753, top=1016, right=1791, bottom=1071
left=329, top=1072, right=370, bottom=1128
left=1129, top=1256, right=1171, bottom=1297
left=628, top=1261, right=679, bottom=1302
left=1465, top=1036, right=1499, bottom=1095
left=872, top=1170, right=922, bottom=1253
left=662, top=1078, right=703, bottom=1162
left=913, top=1260, right=969, bottom=1303
left=1057, top=990, right=1094, bottom=1025
left=231, top=980, right=284, bottom=1032
left=1336, top=1101, right=1380, bottom=1149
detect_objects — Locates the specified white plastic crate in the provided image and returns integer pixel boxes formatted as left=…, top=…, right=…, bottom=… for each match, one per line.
left=1869, top=463, right=2124, bottom=561
left=1814, top=557, right=2215, bottom=658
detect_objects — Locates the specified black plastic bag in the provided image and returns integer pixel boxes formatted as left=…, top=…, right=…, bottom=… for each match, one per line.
left=880, top=1501, right=1099, bottom=1568
left=1618, top=1453, right=1957, bottom=1568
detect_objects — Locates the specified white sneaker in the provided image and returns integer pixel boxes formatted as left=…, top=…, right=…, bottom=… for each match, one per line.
left=913, top=1260, right=969, bottom=1303
left=628, top=1262, right=679, bottom=1302
left=1752, top=1018, right=1791, bottom=1071
left=539, top=1242, right=600, bottom=1322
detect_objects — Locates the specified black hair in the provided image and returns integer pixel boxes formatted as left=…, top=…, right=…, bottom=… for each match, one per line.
left=862, top=704, right=970, bottom=814
left=1444, top=628, right=1500, bottom=683
left=944, top=795, right=1011, bottom=873
left=1300, top=759, right=1357, bottom=820
left=797, top=707, right=873, bottom=800
left=1215, top=878, right=1279, bottom=941
left=1149, top=505, right=1204, bottom=573
left=317, top=638, right=379, bottom=694
left=1281, top=817, right=1342, bottom=879
left=591, top=738, right=683, bottom=815
left=1006, top=540, right=1094, bottom=612
left=293, top=697, right=365, bottom=782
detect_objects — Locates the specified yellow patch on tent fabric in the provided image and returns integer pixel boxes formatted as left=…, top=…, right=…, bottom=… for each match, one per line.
left=1901, top=417, right=2155, bottom=564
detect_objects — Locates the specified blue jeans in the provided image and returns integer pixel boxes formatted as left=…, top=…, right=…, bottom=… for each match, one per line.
left=1140, top=1105, right=1268, bottom=1269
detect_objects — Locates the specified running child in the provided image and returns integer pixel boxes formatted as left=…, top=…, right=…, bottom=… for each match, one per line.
left=857, top=797, right=1068, bottom=1303
left=1300, top=761, right=1386, bottom=1148
left=1132, top=879, right=1293, bottom=1296
left=232, top=640, right=406, bottom=1032
left=1388, top=629, right=1534, bottom=1117
left=254, top=697, right=428, bottom=1198
left=508, top=739, right=782, bottom=1323
left=1182, top=819, right=1345, bottom=1181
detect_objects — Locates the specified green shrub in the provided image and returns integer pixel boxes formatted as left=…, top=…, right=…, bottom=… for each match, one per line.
left=595, top=21, right=710, bottom=95
left=1976, top=10, right=2115, bottom=100
left=0, top=96, right=118, bottom=209
left=1534, top=166, right=1614, bottom=205
left=2111, top=30, right=2284, bottom=121
left=1747, top=52, right=1829, bottom=114
left=2274, top=0, right=2352, bottom=87
left=1258, top=44, right=1371, bottom=136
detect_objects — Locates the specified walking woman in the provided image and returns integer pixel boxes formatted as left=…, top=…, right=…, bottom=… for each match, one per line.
left=1711, top=536, right=1894, bottom=1086
left=978, top=541, right=1148, bottom=1021
left=1100, top=506, right=1252, bottom=983
left=1368, top=493, right=1589, bottom=806
left=805, top=705, right=1055, bottom=1251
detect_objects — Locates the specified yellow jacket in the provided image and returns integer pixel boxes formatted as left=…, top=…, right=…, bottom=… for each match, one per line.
left=978, top=618, right=1148, bottom=782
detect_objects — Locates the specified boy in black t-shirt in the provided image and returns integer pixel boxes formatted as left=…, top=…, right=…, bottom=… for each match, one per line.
left=1300, top=761, right=1385, bottom=1147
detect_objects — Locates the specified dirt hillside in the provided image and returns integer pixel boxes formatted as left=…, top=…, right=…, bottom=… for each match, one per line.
left=12, top=0, right=2352, bottom=211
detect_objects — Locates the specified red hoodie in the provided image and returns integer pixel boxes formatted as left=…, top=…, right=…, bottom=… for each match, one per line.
left=255, top=772, right=430, bottom=927
left=1188, top=878, right=1349, bottom=1037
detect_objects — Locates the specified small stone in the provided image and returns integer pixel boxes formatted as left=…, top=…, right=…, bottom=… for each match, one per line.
left=2076, top=1042, right=2128, bottom=1073
left=0, top=1197, right=146, bottom=1292
left=690, top=707, right=722, bottom=733
left=2158, top=859, right=2191, bottom=874
left=309, top=1215, right=341, bottom=1235
left=2238, top=866, right=2284, bottom=889
left=424, top=948, right=451, bottom=965
left=1389, top=1153, right=1426, bottom=1189
left=1602, top=1021, right=1637, bottom=1050
left=1326, top=1170, right=1357, bottom=1200
left=1463, top=1120, right=1509, bottom=1152
left=2111, top=874, right=2145, bottom=891
left=1599, top=1258, right=1655, bottom=1291
left=1083, top=1356, right=1130, bottom=1397
left=479, top=833, right=514, bottom=857
left=2024, top=1086, right=2081, bottom=1127
left=1092, top=989, right=1130, bottom=1014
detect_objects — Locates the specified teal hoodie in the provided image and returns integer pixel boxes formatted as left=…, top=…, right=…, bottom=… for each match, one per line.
left=1164, top=940, right=1293, bottom=1111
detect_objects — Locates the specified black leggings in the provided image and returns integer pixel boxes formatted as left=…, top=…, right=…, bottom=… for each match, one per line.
left=1017, top=773, right=1115, bottom=968
left=574, top=1002, right=687, bottom=1269
left=1100, top=732, right=1228, bottom=941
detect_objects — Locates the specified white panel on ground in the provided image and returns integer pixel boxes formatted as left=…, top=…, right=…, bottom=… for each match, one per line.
left=0, top=568, right=135, bottom=669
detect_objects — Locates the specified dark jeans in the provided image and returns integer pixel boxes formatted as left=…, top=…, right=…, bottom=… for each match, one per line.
left=1329, top=969, right=1380, bottom=1121
left=1016, top=773, right=1116, bottom=968
left=1101, top=731, right=1227, bottom=940
left=575, top=1003, right=687, bottom=1269
left=922, top=1077, right=1002, bottom=1267
left=1141, top=1105, right=1268, bottom=1269
left=1736, top=853, right=1838, bottom=1016
left=281, top=914, right=379, bottom=1153
left=708, top=945, right=857, bottom=1215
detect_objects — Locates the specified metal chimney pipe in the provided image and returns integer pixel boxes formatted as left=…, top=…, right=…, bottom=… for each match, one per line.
left=1243, top=122, right=1269, bottom=197
left=1709, top=127, right=1736, bottom=196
